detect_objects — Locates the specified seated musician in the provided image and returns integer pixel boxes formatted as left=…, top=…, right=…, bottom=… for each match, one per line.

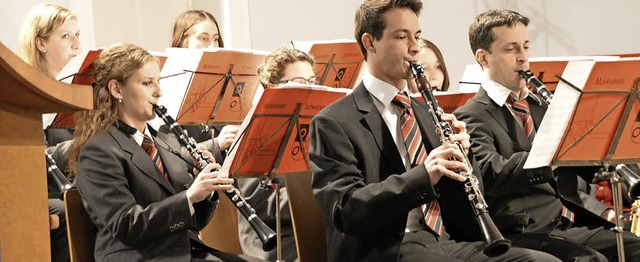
left=67, top=42, right=262, bottom=261
left=236, top=46, right=317, bottom=261
left=168, top=9, right=239, bottom=160
left=407, top=38, right=450, bottom=94
left=454, top=9, right=640, bottom=261
left=308, top=0, right=557, bottom=261
left=17, top=4, right=81, bottom=261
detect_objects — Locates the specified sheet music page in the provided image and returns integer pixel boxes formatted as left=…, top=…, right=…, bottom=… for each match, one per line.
left=524, top=60, right=596, bottom=169
left=150, top=48, right=204, bottom=129
left=56, top=50, right=90, bottom=83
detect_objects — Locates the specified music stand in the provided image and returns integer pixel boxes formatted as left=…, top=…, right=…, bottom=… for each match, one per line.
left=221, top=85, right=350, bottom=261
left=293, top=40, right=364, bottom=89
left=411, top=92, right=476, bottom=114
left=525, top=58, right=640, bottom=262
left=155, top=48, right=266, bottom=128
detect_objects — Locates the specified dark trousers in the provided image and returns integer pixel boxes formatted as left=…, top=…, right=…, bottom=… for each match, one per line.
left=399, top=230, right=560, bottom=261
left=508, top=225, right=640, bottom=261
left=49, top=199, right=69, bottom=262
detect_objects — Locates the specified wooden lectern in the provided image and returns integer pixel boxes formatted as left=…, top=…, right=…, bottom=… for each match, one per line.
left=0, top=42, right=92, bottom=261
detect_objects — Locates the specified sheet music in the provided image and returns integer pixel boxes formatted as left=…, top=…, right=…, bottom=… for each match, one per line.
left=524, top=60, right=596, bottom=169
left=150, top=48, right=204, bottom=129
left=56, top=50, right=91, bottom=83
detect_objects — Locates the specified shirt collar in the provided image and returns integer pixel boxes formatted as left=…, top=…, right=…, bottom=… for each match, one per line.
left=363, top=71, right=408, bottom=106
left=481, top=78, right=541, bottom=106
left=117, top=120, right=152, bottom=146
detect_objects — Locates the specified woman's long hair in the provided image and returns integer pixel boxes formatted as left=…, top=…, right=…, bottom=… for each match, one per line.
left=68, top=43, right=156, bottom=177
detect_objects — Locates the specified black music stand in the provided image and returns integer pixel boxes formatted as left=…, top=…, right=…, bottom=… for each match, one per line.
left=221, top=85, right=349, bottom=261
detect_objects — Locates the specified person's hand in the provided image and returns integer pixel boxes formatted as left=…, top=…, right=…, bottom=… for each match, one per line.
left=216, top=125, right=240, bottom=151
left=192, top=144, right=216, bottom=174
left=186, top=163, right=234, bottom=203
left=441, top=113, right=470, bottom=152
left=423, top=143, right=468, bottom=185
left=601, top=209, right=616, bottom=223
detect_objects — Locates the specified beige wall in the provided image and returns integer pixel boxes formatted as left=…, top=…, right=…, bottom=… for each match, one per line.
left=2, top=0, right=639, bottom=91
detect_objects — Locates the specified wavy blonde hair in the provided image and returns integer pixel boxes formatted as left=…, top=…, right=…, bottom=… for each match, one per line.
left=17, top=3, right=76, bottom=75
left=68, top=43, right=156, bottom=177
left=257, top=46, right=315, bottom=88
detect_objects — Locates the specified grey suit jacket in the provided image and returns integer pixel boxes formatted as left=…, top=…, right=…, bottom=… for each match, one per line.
left=455, top=87, right=610, bottom=234
left=76, top=124, right=218, bottom=261
left=310, top=83, right=481, bottom=261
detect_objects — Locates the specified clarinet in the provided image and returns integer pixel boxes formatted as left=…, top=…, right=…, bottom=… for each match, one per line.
left=153, top=104, right=276, bottom=251
left=45, top=151, right=74, bottom=199
left=519, top=70, right=552, bottom=105
left=410, top=62, right=511, bottom=257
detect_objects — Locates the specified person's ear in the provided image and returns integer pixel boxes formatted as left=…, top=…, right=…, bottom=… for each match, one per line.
left=108, top=79, right=123, bottom=100
left=362, top=33, right=376, bottom=55
left=36, top=37, right=47, bottom=54
left=475, top=49, right=489, bottom=68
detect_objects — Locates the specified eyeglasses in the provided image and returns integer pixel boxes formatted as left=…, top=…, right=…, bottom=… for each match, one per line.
left=274, top=76, right=319, bottom=85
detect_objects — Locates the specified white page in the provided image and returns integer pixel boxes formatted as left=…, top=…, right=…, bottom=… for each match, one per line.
left=524, top=60, right=597, bottom=169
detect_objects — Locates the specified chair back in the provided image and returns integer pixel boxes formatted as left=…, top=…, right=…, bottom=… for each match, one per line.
left=199, top=194, right=243, bottom=254
left=64, top=189, right=97, bottom=262
left=285, top=172, right=328, bottom=262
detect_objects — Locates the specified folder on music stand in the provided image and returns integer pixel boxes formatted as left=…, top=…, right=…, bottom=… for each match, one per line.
left=411, top=92, right=476, bottom=114
left=292, top=40, right=365, bottom=89
left=154, top=47, right=266, bottom=128
left=528, top=56, right=619, bottom=93
left=220, top=84, right=350, bottom=178
left=525, top=58, right=640, bottom=169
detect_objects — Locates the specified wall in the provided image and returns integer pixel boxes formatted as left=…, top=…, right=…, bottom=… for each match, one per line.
left=2, top=0, right=639, bottom=92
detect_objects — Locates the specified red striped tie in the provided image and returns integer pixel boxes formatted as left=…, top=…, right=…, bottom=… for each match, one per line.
left=392, top=93, right=443, bottom=236
left=142, top=134, right=167, bottom=179
left=508, top=96, right=534, bottom=137
left=561, top=206, right=575, bottom=223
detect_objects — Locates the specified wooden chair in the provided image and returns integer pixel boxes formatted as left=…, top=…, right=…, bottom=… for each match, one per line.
left=199, top=193, right=244, bottom=254
left=64, top=189, right=97, bottom=262
left=285, top=172, right=328, bottom=262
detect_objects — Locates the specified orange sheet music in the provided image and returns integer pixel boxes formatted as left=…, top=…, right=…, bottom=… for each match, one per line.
left=176, top=50, right=265, bottom=125
left=555, top=59, right=640, bottom=164
left=526, top=59, right=640, bottom=168
left=528, top=60, right=568, bottom=92
left=227, top=86, right=349, bottom=177
left=411, top=92, right=476, bottom=114
left=307, top=42, right=364, bottom=89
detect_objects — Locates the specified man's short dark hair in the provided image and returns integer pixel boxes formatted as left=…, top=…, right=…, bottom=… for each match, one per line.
left=468, top=9, right=529, bottom=54
left=354, top=0, right=423, bottom=60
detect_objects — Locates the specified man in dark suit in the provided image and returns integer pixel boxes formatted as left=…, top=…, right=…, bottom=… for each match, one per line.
left=308, top=1, right=558, bottom=261
left=454, top=9, right=640, bottom=261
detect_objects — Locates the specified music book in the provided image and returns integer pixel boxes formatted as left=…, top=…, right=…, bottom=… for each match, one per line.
left=524, top=58, right=640, bottom=169
left=152, top=47, right=267, bottom=128
left=528, top=56, right=618, bottom=92
left=292, top=39, right=365, bottom=89
left=47, top=50, right=167, bottom=128
left=411, top=91, right=476, bottom=114
left=220, top=84, right=351, bottom=178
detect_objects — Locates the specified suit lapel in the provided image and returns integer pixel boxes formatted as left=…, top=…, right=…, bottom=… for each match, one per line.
left=109, top=126, right=176, bottom=194
left=154, top=131, right=193, bottom=192
left=353, top=84, right=406, bottom=174
left=477, top=87, right=531, bottom=150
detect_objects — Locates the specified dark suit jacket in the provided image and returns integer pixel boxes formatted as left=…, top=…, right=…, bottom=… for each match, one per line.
left=454, top=87, right=611, bottom=234
left=76, top=124, right=218, bottom=261
left=309, top=83, right=481, bottom=262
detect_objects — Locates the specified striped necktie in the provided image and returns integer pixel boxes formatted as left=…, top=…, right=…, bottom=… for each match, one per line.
left=508, top=96, right=534, bottom=137
left=392, top=92, right=443, bottom=236
left=142, top=134, right=166, bottom=179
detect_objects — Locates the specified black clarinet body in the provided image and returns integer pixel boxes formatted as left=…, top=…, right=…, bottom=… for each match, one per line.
left=519, top=70, right=552, bottom=105
left=153, top=104, right=276, bottom=251
left=409, top=62, right=511, bottom=257
left=45, top=151, right=74, bottom=199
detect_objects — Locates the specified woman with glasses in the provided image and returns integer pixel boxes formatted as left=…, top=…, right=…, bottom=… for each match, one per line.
left=237, top=46, right=316, bottom=262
